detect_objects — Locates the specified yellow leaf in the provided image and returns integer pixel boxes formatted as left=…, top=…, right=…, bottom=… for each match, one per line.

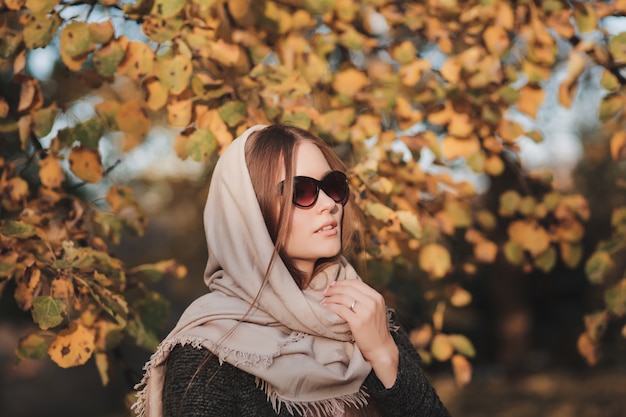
left=396, top=210, right=422, bottom=239
left=332, top=68, right=369, bottom=98
left=395, top=96, right=423, bottom=130
left=483, top=25, right=509, bottom=56
left=398, top=59, right=430, bottom=87
left=517, top=85, right=545, bottom=119
left=450, top=286, right=472, bottom=307
left=173, top=131, right=189, bottom=159
left=157, top=54, right=192, bottom=95
left=144, top=78, right=168, bottom=111
left=574, top=3, right=597, bottom=34
left=167, top=98, right=193, bottom=128
left=209, top=39, right=244, bottom=67
left=419, top=243, right=451, bottom=279
left=431, top=334, right=454, bottom=361
left=508, top=220, right=551, bottom=257
left=391, top=40, right=416, bottom=65
left=197, top=109, right=233, bottom=150
left=118, top=40, right=154, bottom=81
left=474, top=239, right=498, bottom=263
left=18, top=78, right=43, bottom=113
left=95, top=352, right=110, bottom=386
left=50, top=277, right=74, bottom=300
left=448, top=113, right=474, bottom=137
left=68, top=147, right=103, bottom=183
left=39, top=155, right=65, bottom=189
left=440, top=57, right=460, bottom=83
left=452, top=354, right=472, bottom=387
left=48, top=322, right=95, bottom=368
left=6, top=176, right=29, bottom=202
left=497, top=119, right=524, bottom=142
left=299, top=53, right=330, bottom=85
left=88, top=20, right=115, bottom=44
left=577, top=332, right=600, bottom=366
left=610, top=131, right=626, bottom=161
left=445, top=199, right=472, bottom=228
left=441, top=135, right=480, bottom=160
left=115, top=100, right=150, bottom=136
left=409, top=324, right=433, bottom=348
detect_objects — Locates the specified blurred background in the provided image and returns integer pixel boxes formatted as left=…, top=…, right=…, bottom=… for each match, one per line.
left=2, top=1, right=626, bottom=417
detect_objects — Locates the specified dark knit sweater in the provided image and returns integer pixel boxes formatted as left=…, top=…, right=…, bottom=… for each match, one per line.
left=162, top=321, right=451, bottom=417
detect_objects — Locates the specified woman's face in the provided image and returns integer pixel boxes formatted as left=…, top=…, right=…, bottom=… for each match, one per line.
left=281, top=140, right=343, bottom=278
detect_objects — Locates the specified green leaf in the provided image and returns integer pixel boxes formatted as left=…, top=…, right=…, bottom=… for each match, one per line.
left=599, top=94, right=624, bottom=122
left=31, top=296, right=65, bottom=330
left=126, top=317, right=160, bottom=351
left=51, top=241, right=94, bottom=270
left=609, top=32, right=626, bottom=65
left=448, top=334, right=476, bottom=358
left=574, top=4, right=597, bottom=34
left=604, top=279, right=626, bottom=317
left=151, top=0, right=186, bottom=18
left=57, top=118, right=106, bottom=149
left=585, top=250, right=614, bottom=284
left=503, top=241, right=524, bottom=265
left=396, top=210, right=423, bottom=239
left=0, top=31, right=23, bottom=60
left=1, top=220, right=37, bottom=239
left=93, top=40, right=126, bottom=77
left=499, top=190, right=521, bottom=216
left=142, top=15, right=184, bottom=43
left=280, top=110, right=312, bottom=130
left=600, top=70, right=619, bottom=91
left=92, top=210, right=123, bottom=245
left=16, top=332, right=50, bottom=360
left=0, top=251, right=19, bottom=278
left=85, top=279, right=128, bottom=325
left=23, top=12, right=61, bottom=50
left=133, top=291, right=170, bottom=334
left=60, top=21, right=92, bottom=58
left=218, top=101, right=246, bottom=128
left=187, top=129, right=217, bottom=162
left=25, top=0, right=59, bottom=13
left=31, top=104, right=58, bottom=138
left=364, top=202, right=395, bottom=222
left=611, top=206, right=626, bottom=233
left=129, top=259, right=186, bottom=283
left=534, top=246, right=556, bottom=273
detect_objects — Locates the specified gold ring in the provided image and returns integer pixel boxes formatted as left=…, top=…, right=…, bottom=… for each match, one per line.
left=349, top=300, right=357, bottom=312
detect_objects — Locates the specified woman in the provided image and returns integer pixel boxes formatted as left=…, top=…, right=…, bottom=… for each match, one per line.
left=132, top=124, right=451, bottom=417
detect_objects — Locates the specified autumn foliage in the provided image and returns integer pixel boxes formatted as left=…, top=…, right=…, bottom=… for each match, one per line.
left=1, top=0, right=626, bottom=389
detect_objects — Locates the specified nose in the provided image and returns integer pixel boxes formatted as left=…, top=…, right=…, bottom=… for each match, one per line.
left=316, top=188, right=337, bottom=212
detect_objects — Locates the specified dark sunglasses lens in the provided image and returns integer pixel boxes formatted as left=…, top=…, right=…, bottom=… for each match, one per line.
left=322, top=172, right=349, bottom=204
left=293, top=178, right=318, bottom=207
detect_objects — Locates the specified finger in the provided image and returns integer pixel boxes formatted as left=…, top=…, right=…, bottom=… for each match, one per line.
left=324, top=280, right=375, bottom=301
left=322, top=293, right=362, bottom=313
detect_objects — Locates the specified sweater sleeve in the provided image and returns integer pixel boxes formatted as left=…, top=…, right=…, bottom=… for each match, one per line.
left=364, top=315, right=452, bottom=417
left=163, top=344, right=238, bottom=417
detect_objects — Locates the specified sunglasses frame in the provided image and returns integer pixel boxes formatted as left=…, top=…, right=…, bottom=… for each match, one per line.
left=280, top=171, right=350, bottom=208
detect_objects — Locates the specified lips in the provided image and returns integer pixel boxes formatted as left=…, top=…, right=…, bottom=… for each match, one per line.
left=315, top=221, right=337, bottom=233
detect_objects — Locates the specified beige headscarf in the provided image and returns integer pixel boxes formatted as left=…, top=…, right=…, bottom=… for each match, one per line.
left=132, top=125, right=375, bottom=417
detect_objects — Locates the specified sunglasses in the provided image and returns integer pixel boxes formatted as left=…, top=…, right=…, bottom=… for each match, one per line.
left=280, top=171, right=350, bottom=208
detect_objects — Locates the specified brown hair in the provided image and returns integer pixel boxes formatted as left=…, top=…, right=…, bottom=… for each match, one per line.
left=245, top=124, right=362, bottom=289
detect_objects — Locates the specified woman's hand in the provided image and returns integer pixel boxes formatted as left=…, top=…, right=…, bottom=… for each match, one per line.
left=322, top=280, right=399, bottom=388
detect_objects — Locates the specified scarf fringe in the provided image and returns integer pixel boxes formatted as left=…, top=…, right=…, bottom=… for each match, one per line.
left=256, top=377, right=370, bottom=417
left=131, top=335, right=275, bottom=417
